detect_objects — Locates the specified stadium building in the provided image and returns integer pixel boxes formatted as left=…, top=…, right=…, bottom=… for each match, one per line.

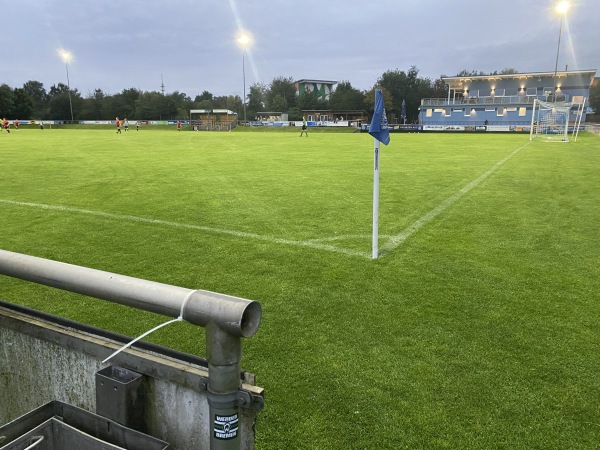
left=294, top=79, right=337, bottom=101
left=419, top=70, right=596, bottom=130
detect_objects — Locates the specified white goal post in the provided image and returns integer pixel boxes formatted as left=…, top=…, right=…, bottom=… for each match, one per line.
left=530, top=99, right=571, bottom=142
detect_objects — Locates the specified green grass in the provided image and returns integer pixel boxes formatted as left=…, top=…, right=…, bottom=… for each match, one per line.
left=1, top=128, right=600, bottom=449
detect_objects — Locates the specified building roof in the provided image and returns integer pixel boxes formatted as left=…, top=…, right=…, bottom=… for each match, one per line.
left=442, top=69, right=596, bottom=83
left=442, top=70, right=597, bottom=90
left=294, top=79, right=338, bottom=85
left=189, top=109, right=237, bottom=114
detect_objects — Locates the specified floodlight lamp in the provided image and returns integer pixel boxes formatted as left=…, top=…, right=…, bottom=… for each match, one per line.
left=59, top=49, right=72, bottom=62
left=555, top=1, right=570, bottom=14
left=237, top=33, right=251, bottom=47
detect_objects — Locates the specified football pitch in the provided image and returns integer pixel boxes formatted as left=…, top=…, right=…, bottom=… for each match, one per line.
left=1, top=127, right=600, bottom=449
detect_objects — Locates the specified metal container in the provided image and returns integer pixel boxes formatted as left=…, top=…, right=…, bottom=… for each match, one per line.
left=0, top=401, right=168, bottom=450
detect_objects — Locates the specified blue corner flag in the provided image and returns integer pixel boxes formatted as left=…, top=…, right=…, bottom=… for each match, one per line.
left=368, top=89, right=390, bottom=145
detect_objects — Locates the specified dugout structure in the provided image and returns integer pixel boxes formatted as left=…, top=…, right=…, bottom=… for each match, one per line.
left=190, top=109, right=238, bottom=131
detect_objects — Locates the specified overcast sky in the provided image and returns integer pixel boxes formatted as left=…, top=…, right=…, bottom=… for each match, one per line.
left=4, top=0, right=599, bottom=99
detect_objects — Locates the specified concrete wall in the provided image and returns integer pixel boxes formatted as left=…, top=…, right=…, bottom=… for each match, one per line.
left=0, top=302, right=263, bottom=449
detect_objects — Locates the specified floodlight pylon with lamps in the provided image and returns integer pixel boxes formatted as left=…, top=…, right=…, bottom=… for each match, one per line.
left=237, top=33, right=251, bottom=125
left=59, top=50, right=75, bottom=123
left=552, top=1, right=570, bottom=102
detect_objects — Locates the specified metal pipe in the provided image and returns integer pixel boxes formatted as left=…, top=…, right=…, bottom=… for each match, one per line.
left=0, top=249, right=261, bottom=338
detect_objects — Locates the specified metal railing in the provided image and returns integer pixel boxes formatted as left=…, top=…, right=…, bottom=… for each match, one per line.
left=0, top=249, right=261, bottom=450
left=421, top=94, right=569, bottom=107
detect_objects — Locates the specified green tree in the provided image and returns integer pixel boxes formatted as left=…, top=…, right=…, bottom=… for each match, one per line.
left=47, top=83, right=83, bottom=120
left=120, top=88, right=142, bottom=118
left=267, top=76, right=296, bottom=110
left=330, top=81, right=365, bottom=111
left=134, top=91, right=163, bottom=119
left=456, top=69, right=486, bottom=77
left=225, top=95, right=243, bottom=116
left=195, top=90, right=213, bottom=103
left=212, top=96, right=229, bottom=109
left=22, top=80, right=47, bottom=118
left=12, top=88, right=34, bottom=119
left=270, top=94, right=288, bottom=113
left=432, top=76, right=448, bottom=99
left=247, top=82, right=267, bottom=118
left=364, top=86, right=393, bottom=115
left=80, top=89, right=105, bottom=120
left=0, top=84, right=16, bottom=117
left=196, top=100, right=214, bottom=109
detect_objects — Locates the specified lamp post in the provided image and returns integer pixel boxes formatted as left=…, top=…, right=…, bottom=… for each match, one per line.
left=237, top=33, right=251, bottom=125
left=552, top=1, right=570, bottom=102
left=59, top=50, right=75, bottom=123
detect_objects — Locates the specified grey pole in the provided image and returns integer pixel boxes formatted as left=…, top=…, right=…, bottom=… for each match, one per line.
left=65, top=61, right=74, bottom=124
left=552, top=16, right=563, bottom=102
left=242, top=49, right=247, bottom=125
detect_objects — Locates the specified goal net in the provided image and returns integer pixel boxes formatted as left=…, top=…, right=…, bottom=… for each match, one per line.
left=530, top=99, right=571, bottom=142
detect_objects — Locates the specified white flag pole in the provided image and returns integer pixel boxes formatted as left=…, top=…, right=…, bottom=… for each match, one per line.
left=372, top=138, right=380, bottom=259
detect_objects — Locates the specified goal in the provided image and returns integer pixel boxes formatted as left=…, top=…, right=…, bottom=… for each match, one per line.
left=530, top=99, right=571, bottom=142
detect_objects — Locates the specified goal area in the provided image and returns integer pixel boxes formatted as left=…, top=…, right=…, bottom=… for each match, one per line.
left=530, top=99, right=571, bottom=142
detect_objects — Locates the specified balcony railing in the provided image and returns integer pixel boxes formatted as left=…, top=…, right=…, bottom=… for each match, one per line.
left=421, top=94, right=569, bottom=107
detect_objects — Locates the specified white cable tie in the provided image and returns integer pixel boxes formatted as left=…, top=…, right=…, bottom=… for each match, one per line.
left=102, top=290, right=198, bottom=364
left=178, top=289, right=197, bottom=321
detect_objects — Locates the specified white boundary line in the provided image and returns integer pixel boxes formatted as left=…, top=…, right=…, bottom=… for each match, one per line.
left=381, top=141, right=531, bottom=252
left=0, top=199, right=370, bottom=258
left=0, top=142, right=529, bottom=260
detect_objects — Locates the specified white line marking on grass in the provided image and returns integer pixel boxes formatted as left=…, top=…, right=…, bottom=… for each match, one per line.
left=381, top=141, right=531, bottom=253
left=306, top=234, right=391, bottom=243
left=0, top=199, right=370, bottom=258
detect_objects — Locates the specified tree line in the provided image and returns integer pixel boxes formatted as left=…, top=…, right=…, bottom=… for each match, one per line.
left=6, top=66, right=594, bottom=124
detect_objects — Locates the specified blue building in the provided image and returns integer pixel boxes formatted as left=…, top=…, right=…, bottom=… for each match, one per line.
left=419, top=70, right=596, bottom=130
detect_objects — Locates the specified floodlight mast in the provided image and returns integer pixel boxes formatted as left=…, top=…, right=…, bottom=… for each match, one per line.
left=552, top=1, right=570, bottom=103
left=60, top=50, right=75, bottom=123
left=237, top=33, right=251, bottom=125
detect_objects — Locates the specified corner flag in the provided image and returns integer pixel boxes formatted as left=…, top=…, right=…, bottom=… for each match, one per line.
left=369, top=89, right=390, bottom=259
left=368, top=89, right=390, bottom=145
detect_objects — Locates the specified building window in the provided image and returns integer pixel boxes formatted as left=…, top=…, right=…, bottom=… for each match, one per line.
left=453, top=109, right=463, bottom=113
left=495, top=88, right=505, bottom=97
left=497, top=108, right=504, bottom=116
left=434, top=108, right=444, bottom=113
left=426, top=109, right=433, bottom=117
left=519, top=107, right=527, bottom=116
left=543, top=87, right=553, bottom=96
left=485, top=107, right=495, bottom=112
left=505, top=88, right=518, bottom=96
left=445, top=108, right=452, bottom=117
left=526, top=87, right=537, bottom=96
left=464, top=108, right=472, bottom=116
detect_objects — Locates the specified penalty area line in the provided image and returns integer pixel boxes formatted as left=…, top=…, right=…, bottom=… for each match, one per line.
left=381, top=141, right=531, bottom=253
left=0, top=199, right=370, bottom=259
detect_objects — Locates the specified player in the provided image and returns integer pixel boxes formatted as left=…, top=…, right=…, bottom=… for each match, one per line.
left=40, top=121, right=44, bottom=130
left=124, top=118, right=129, bottom=132
left=115, top=117, right=121, bottom=134
left=136, top=120, right=140, bottom=131
left=2, top=118, right=10, bottom=133
left=13, top=119, right=19, bottom=129
left=300, top=116, right=308, bottom=137
left=177, top=120, right=181, bottom=131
